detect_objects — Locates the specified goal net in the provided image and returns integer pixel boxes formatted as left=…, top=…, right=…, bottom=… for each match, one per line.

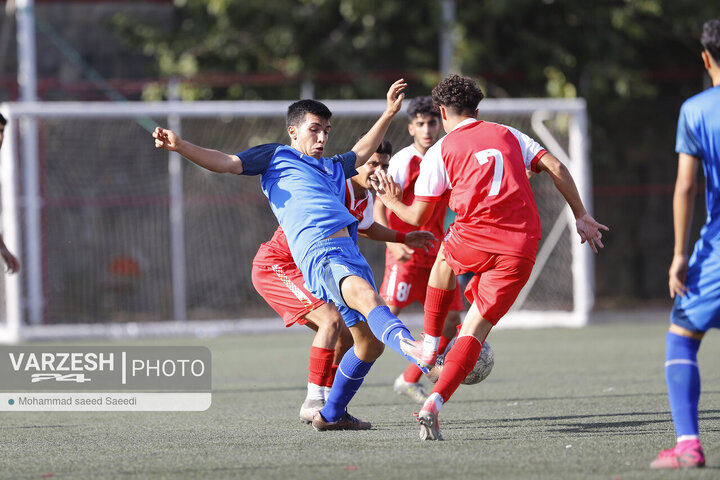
left=0, top=98, right=591, bottom=343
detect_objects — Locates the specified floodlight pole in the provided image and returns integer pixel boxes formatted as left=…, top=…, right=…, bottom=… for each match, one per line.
left=17, top=0, right=43, bottom=327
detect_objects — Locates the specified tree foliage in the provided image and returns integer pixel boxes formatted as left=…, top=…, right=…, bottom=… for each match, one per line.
left=112, top=0, right=444, bottom=100
left=110, top=0, right=720, bottom=301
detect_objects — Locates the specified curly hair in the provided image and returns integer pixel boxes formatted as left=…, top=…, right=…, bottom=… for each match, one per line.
left=431, top=74, right=485, bottom=115
left=701, top=18, right=720, bottom=65
left=406, top=96, right=440, bottom=120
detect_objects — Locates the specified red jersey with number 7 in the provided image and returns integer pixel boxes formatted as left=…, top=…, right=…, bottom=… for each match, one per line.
left=414, top=118, right=547, bottom=261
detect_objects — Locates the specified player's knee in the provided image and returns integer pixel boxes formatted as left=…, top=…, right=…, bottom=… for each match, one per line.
left=341, top=277, right=382, bottom=313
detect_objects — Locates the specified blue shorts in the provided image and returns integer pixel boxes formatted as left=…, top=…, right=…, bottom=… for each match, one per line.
left=299, top=236, right=376, bottom=328
left=671, top=248, right=720, bottom=333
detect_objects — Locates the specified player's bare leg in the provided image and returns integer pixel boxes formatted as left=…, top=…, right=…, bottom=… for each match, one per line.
left=298, top=304, right=353, bottom=423
left=417, top=303, right=491, bottom=441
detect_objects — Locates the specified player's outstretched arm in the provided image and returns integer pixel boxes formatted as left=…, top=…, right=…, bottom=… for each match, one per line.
left=359, top=222, right=436, bottom=252
left=536, top=153, right=609, bottom=253
left=153, top=126, right=244, bottom=174
left=351, top=79, right=406, bottom=167
left=668, top=153, right=700, bottom=298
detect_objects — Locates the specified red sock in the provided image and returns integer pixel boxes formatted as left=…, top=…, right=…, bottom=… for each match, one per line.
left=327, top=364, right=339, bottom=387
left=438, top=335, right=452, bottom=355
left=432, top=336, right=482, bottom=402
left=402, top=363, right=423, bottom=383
left=308, top=346, right=334, bottom=387
left=424, top=286, right=455, bottom=337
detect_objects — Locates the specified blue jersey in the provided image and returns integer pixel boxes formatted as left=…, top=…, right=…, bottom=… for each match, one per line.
left=676, top=86, right=720, bottom=254
left=237, top=143, right=359, bottom=264
left=672, top=86, right=720, bottom=332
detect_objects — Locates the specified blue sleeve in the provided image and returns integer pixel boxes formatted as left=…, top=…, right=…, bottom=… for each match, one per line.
left=333, top=151, right=358, bottom=179
left=675, top=103, right=703, bottom=158
left=236, top=143, right=284, bottom=176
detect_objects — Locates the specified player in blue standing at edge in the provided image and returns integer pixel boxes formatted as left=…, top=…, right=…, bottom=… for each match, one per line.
left=153, top=79, right=434, bottom=431
left=651, top=18, right=720, bottom=470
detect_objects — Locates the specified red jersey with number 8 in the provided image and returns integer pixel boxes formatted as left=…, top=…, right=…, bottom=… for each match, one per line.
left=414, top=119, right=547, bottom=261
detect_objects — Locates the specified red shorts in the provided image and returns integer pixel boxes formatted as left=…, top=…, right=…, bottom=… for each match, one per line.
left=443, top=246, right=534, bottom=325
left=379, top=263, right=465, bottom=311
left=251, top=261, right=325, bottom=327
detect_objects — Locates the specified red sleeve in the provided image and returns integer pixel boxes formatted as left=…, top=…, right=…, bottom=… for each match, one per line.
left=530, top=150, right=548, bottom=173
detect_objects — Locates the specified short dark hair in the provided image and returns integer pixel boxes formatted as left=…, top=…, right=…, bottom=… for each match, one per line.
left=286, top=99, right=332, bottom=128
left=431, top=74, right=485, bottom=116
left=0, top=113, right=6, bottom=125
left=356, top=133, right=393, bottom=156
left=376, top=139, right=392, bottom=156
left=406, top=96, right=440, bottom=121
left=701, top=18, right=720, bottom=64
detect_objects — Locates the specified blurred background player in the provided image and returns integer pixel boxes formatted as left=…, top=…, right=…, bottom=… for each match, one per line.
left=651, top=17, right=720, bottom=470
left=251, top=139, right=435, bottom=424
left=0, top=114, right=20, bottom=274
left=373, top=97, right=463, bottom=403
left=154, top=80, right=436, bottom=431
left=375, top=74, right=608, bottom=440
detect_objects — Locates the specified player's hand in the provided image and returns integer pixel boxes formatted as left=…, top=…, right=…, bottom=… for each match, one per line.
left=0, top=247, right=19, bottom=274
left=575, top=213, right=609, bottom=254
left=372, top=170, right=403, bottom=206
left=404, top=230, right=437, bottom=253
left=153, top=126, right=181, bottom=151
left=388, top=242, right=414, bottom=262
left=385, top=79, right=407, bottom=116
left=668, top=253, right=689, bottom=298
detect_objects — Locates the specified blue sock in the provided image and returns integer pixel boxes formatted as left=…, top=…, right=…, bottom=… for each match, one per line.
left=366, top=306, right=425, bottom=370
left=320, top=348, right=373, bottom=423
left=665, top=331, right=701, bottom=438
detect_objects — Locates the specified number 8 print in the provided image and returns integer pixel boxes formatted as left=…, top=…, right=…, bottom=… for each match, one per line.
left=475, top=149, right=504, bottom=196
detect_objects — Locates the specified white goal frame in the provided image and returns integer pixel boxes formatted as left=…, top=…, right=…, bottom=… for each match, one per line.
left=0, top=98, right=591, bottom=343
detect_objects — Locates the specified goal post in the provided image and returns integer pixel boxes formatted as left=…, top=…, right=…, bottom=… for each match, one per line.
left=0, top=98, right=591, bottom=343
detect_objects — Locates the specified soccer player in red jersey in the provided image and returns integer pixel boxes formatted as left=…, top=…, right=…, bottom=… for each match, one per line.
left=374, top=74, right=608, bottom=440
left=374, top=97, right=463, bottom=403
left=251, top=140, right=437, bottom=424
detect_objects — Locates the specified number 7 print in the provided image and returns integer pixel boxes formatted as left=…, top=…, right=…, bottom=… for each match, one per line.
left=475, top=149, right=504, bottom=196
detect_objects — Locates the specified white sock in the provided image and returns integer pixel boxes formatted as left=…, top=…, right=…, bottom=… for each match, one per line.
left=423, top=392, right=444, bottom=413
left=323, top=386, right=332, bottom=401
left=307, top=382, right=325, bottom=401
left=423, top=334, right=441, bottom=354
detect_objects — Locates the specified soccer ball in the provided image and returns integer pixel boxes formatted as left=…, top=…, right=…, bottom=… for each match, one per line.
left=427, top=337, right=494, bottom=385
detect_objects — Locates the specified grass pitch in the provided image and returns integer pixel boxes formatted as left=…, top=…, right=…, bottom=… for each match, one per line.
left=2, top=319, right=719, bottom=479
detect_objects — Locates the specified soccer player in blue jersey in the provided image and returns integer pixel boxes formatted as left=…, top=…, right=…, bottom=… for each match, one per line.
left=651, top=18, right=720, bottom=470
left=153, top=80, right=433, bottom=431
